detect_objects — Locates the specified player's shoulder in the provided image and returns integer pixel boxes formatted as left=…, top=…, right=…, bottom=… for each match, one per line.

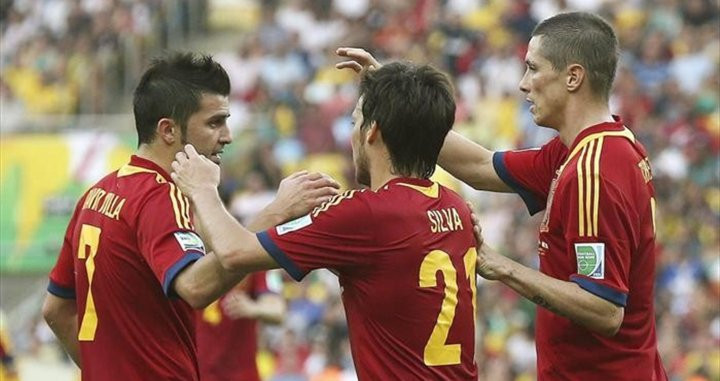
left=310, top=188, right=371, bottom=219
left=595, top=130, right=648, bottom=172
left=115, top=163, right=182, bottom=199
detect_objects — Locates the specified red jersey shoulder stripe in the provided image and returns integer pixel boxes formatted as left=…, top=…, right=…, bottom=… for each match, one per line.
left=118, top=163, right=191, bottom=229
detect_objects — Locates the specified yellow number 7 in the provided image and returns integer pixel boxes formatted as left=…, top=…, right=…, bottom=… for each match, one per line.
left=419, top=247, right=477, bottom=366
left=77, top=224, right=101, bottom=341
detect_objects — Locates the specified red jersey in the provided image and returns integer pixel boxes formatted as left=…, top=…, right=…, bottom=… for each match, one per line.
left=48, top=155, right=205, bottom=381
left=195, top=271, right=278, bottom=381
left=258, top=178, right=478, bottom=381
left=493, top=117, right=667, bottom=380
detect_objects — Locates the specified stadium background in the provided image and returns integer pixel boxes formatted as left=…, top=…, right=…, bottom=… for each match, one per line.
left=0, top=0, right=718, bottom=380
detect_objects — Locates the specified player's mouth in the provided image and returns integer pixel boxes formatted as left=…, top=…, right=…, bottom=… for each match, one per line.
left=209, top=150, right=223, bottom=163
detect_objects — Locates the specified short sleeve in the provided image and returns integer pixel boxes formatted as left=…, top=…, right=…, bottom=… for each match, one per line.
left=257, top=190, right=375, bottom=281
left=562, top=170, right=633, bottom=307
left=136, top=184, right=205, bottom=296
left=493, top=137, right=567, bottom=215
left=48, top=199, right=83, bottom=299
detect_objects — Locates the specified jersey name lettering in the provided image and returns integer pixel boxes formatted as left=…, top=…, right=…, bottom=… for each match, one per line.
left=427, top=208, right=464, bottom=233
left=82, top=187, right=126, bottom=220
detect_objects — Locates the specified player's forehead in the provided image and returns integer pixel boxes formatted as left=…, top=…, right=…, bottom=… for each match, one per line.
left=194, top=92, right=230, bottom=118
left=525, top=35, right=548, bottom=65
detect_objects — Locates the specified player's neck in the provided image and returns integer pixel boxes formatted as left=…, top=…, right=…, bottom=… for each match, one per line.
left=136, top=145, right=174, bottom=176
left=369, top=169, right=398, bottom=192
left=558, top=99, right=613, bottom=147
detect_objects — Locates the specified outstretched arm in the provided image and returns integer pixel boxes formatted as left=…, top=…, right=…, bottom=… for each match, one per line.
left=469, top=210, right=624, bottom=337
left=171, top=147, right=339, bottom=308
left=438, top=132, right=510, bottom=192
left=171, top=145, right=340, bottom=304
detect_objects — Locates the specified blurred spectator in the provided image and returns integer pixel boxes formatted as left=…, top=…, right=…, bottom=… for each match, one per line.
left=0, top=0, right=206, bottom=119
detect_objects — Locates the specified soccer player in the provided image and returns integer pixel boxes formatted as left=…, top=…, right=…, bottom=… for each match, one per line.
left=171, top=62, right=479, bottom=380
left=437, top=12, right=667, bottom=380
left=40, top=52, right=338, bottom=380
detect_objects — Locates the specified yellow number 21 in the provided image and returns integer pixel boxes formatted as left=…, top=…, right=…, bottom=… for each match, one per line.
left=77, top=224, right=101, bottom=341
left=419, top=247, right=477, bottom=366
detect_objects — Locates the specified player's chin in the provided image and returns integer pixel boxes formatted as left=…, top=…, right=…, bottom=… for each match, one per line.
left=208, top=153, right=222, bottom=164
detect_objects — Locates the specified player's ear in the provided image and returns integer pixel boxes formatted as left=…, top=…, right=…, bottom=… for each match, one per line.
left=157, top=118, right=179, bottom=144
left=566, top=63, right=585, bottom=93
left=366, top=121, right=380, bottom=144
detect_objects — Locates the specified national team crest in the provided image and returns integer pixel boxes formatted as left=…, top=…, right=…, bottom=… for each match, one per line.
left=574, top=243, right=605, bottom=279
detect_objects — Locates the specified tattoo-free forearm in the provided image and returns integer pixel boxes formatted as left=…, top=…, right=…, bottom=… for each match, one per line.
left=247, top=203, right=287, bottom=233
left=438, top=132, right=509, bottom=192
left=42, top=295, right=81, bottom=367
left=497, top=258, right=623, bottom=336
left=190, top=188, right=274, bottom=272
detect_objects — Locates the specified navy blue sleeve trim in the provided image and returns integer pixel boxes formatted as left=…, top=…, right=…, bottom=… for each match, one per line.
left=163, top=251, right=203, bottom=297
left=492, top=152, right=544, bottom=215
left=47, top=280, right=75, bottom=299
left=570, top=276, right=628, bottom=307
left=257, top=231, right=306, bottom=281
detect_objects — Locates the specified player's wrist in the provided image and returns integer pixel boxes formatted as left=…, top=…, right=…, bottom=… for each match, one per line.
left=188, top=186, right=220, bottom=205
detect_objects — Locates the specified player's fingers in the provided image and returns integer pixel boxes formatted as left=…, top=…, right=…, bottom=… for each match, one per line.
left=175, top=150, right=188, bottom=163
left=335, top=61, right=363, bottom=72
left=322, top=173, right=341, bottom=189
left=303, top=171, right=324, bottom=181
left=310, top=186, right=340, bottom=198
left=287, top=170, right=308, bottom=180
left=184, top=144, right=200, bottom=158
left=171, top=160, right=181, bottom=172
left=303, top=172, right=339, bottom=187
left=308, top=176, right=341, bottom=191
left=336, top=47, right=368, bottom=59
left=314, top=195, right=333, bottom=206
left=337, top=47, right=381, bottom=67
left=336, top=47, right=364, bottom=57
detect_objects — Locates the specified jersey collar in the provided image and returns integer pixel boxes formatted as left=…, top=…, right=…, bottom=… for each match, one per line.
left=567, top=115, right=627, bottom=153
left=118, top=155, right=173, bottom=183
left=379, top=177, right=437, bottom=197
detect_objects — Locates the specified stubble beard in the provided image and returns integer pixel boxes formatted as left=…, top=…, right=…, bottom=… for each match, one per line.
left=355, top=148, right=370, bottom=187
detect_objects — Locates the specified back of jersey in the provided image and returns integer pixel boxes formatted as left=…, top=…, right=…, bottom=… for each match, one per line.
left=49, top=156, right=203, bottom=381
left=258, top=177, right=478, bottom=380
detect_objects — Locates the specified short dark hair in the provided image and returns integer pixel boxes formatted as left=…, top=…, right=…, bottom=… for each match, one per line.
left=133, top=52, right=230, bottom=145
left=359, top=62, right=455, bottom=178
left=532, top=12, right=618, bottom=100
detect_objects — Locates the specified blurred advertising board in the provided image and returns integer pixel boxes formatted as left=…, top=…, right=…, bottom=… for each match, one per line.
left=0, top=132, right=134, bottom=273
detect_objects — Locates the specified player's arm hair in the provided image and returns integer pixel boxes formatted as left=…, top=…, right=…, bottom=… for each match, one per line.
left=490, top=258, right=624, bottom=337
left=42, top=293, right=81, bottom=367
left=438, top=131, right=511, bottom=192
left=190, top=187, right=277, bottom=272
left=173, top=190, right=279, bottom=309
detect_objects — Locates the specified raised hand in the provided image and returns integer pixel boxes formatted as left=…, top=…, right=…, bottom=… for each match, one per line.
left=170, top=144, right=220, bottom=200
left=468, top=203, right=506, bottom=281
left=267, top=171, right=341, bottom=223
left=335, top=47, right=382, bottom=73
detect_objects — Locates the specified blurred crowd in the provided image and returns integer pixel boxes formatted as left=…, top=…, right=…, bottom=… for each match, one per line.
left=0, top=0, right=206, bottom=130
left=3, top=0, right=719, bottom=380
